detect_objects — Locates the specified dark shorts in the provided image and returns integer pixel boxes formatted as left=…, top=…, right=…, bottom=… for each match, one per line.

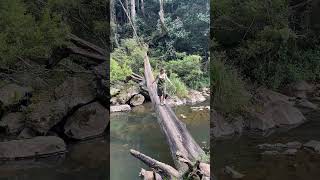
left=157, top=86, right=166, bottom=97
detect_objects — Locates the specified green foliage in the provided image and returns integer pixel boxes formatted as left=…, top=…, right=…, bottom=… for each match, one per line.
left=167, top=73, right=189, bottom=98
left=212, top=0, right=320, bottom=90
left=165, top=54, right=208, bottom=89
left=111, top=39, right=147, bottom=75
left=0, top=0, right=68, bottom=66
left=212, top=53, right=250, bottom=114
left=110, top=58, right=132, bottom=84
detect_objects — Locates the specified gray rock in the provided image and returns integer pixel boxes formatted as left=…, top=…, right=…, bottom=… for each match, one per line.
left=283, top=149, right=298, bottom=155
left=64, top=102, right=109, bottom=140
left=284, top=81, right=313, bottom=98
left=129, top=94, right=145, bottom=106
left=93, top=61, right=108, bottom=79
left=0, top=136, right=66, bottom=160
left=224, top=166, right=245, bottom=179
left=186, top=90, right=206, bottom=104
left=303, top=140, right=320, bottom=153
left=18, top=128, right=36, bottom=139
left=212, top=110, right=235, bottom=138
left=54, top=77, right=95, bottom=109
left=248, top=100, right=305, bottom=131
left=0, top=83, right=32, bottom=108
left=261, top=150, right=280, bottom=155
left=296, top=99, right=318, bottom=110
left=110, top=105, right=131, bottom=112
left=286, top=141, right=302, bottom=149
left=114, top=86, right=140, bottom=104
left=256, top=87, right=293, bottom=105
left=257, top=143, right=286, bottom=151
left=0, top=112, right=25, bottom=134
left=26, top=100, right=68, bottom=134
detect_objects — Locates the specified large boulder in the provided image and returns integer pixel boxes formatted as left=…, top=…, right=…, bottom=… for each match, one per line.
left=54, top=77, right=95, bottom=109
left=304, top=140, right=320, bottom=153
left=95, top=78, right=109, bottom=107
left=64, top=102, right=109, bottom=140
left=0, top=83, right=32, bottom=111
left=129, top=94, right=145, bottom=106
left=186, top=90, right=206, bottom=104
left=114, top=86, right=140, bottom=104
left=26, top=100, right=68, bottom=134
left=284, top=81, right=313, bottom=98
left=0, top=112, right=25, bottom=135
left=11, top=72, right=47, bottom=90
left=0, top=136, right=66, bottom=160
left=211, top=110, right=235, bottom=138
left=248, top=100, right=306, bottom=131
left=255, top=87, right=293, bottom=105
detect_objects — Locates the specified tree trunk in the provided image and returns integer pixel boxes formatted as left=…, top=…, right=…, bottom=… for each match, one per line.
left=125, top=0, right=130, bottom=22
left=131, top=0, right=136, bottom=28
left=141, top=0, right=145, bottom=17
left=159, top=0, right=167, bottom=33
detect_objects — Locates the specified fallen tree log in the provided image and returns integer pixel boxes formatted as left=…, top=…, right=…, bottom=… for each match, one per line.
left=46, top=35, right=107, bottom=68
left=129, top=51, right=210, bottom=179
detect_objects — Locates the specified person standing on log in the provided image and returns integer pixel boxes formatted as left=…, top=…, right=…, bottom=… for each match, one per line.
left=152, top=68, right=172, bottom=106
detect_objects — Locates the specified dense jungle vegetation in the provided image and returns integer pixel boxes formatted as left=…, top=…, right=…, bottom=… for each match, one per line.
left=111, top=0, right=210, bottom=97
left=211, top=0, right=320, bottom=114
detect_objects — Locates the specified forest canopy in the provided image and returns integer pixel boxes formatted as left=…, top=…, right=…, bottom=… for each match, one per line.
left=111, top=0, right=210, bottom=94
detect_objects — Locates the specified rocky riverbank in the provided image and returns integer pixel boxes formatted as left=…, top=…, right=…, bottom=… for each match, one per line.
left=212, top=81, right=320, bottom=139
left=0, top=58, right=109, bottom=160
left=110, top=80, right=209, bottom=112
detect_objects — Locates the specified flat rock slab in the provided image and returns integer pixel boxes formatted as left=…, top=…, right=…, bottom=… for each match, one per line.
left=64, top=102, right=109, bottom=140
left=0, top=136, right=66, bottom=160
left=110, top=105, right=131, bottom=112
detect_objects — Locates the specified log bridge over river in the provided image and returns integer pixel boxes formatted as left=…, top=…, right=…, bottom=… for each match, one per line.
left=130, top=52, right=210, bottom=180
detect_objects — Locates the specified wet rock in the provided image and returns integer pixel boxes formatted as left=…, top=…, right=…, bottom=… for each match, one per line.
left=64, top=102, right=109, bottom=140
left=296, top=99, right=318, bottom=111
left=212, top=110, right=235, bottom=138
left=284, top=81, right=313, bottom=98
left=283, top=149, right=298, bottom=155
left=0, top=136, right=66, bottom=160
left=114, top=86, right=140, bottom=104
left=95, top=78, right=109, bottom=107
left=11, top=73, right=47, bottom=90
left=303, top=140, right=320, bottom=153
left=248, top=100, right=305, bottom=131
left=180, top=114, right=187, bottom=119
left=224, top=166, right=244, bottom=179
left=54, top=77, right=95, bottom=109
left=0, top=83, right=32, bottom=110
left=93, top=61, right=108, bottom=79
left=256, top=87, right=293, bottom=105
left=110, top=104, right=131, bottom=112
left=186, top=90, right=206, bottom=104
left=26, top=100, right=68, bottom=134
left=286, top=141, right=302, bottom=149
left=129, top=94, right=145, bottom=106
left=166, top=96, right=185, bottom=106
left=261, top=150, right=280, bottom=155
left=18, top=127, right=36, bottom=139
left=257, top=143, right=286, bottom=151
left=0, top=112, right=25, bottom=135
left=191, top=106, right=210, bottom=111
left=110, top=87, right=121, bottom=97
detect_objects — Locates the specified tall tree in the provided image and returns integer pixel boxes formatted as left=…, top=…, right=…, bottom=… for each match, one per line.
left=131, top=0, right=136, bottom=28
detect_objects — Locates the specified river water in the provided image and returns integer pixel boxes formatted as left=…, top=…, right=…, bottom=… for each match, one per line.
left=213, top=111, right=320, bottom=180
left=110, top=102, right=210, bottom=180
left=0, top=137, right=109, bottom=180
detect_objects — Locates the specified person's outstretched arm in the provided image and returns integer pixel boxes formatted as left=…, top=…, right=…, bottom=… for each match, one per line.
left=152, top=75, right=159, bottom=84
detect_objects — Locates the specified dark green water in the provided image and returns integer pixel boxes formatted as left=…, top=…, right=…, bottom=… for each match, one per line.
left=110, top=102, right=210, bottom=180
left=0, top=137, right=109, bottom=180
left=213, top=111, right=320, bottom=180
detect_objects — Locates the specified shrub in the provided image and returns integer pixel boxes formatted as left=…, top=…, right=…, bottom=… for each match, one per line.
left=212, top=53, right=250, bottom=114
left=110, top=58, right=132, bottom=83
left=167, top=73, right=189, bottom=98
